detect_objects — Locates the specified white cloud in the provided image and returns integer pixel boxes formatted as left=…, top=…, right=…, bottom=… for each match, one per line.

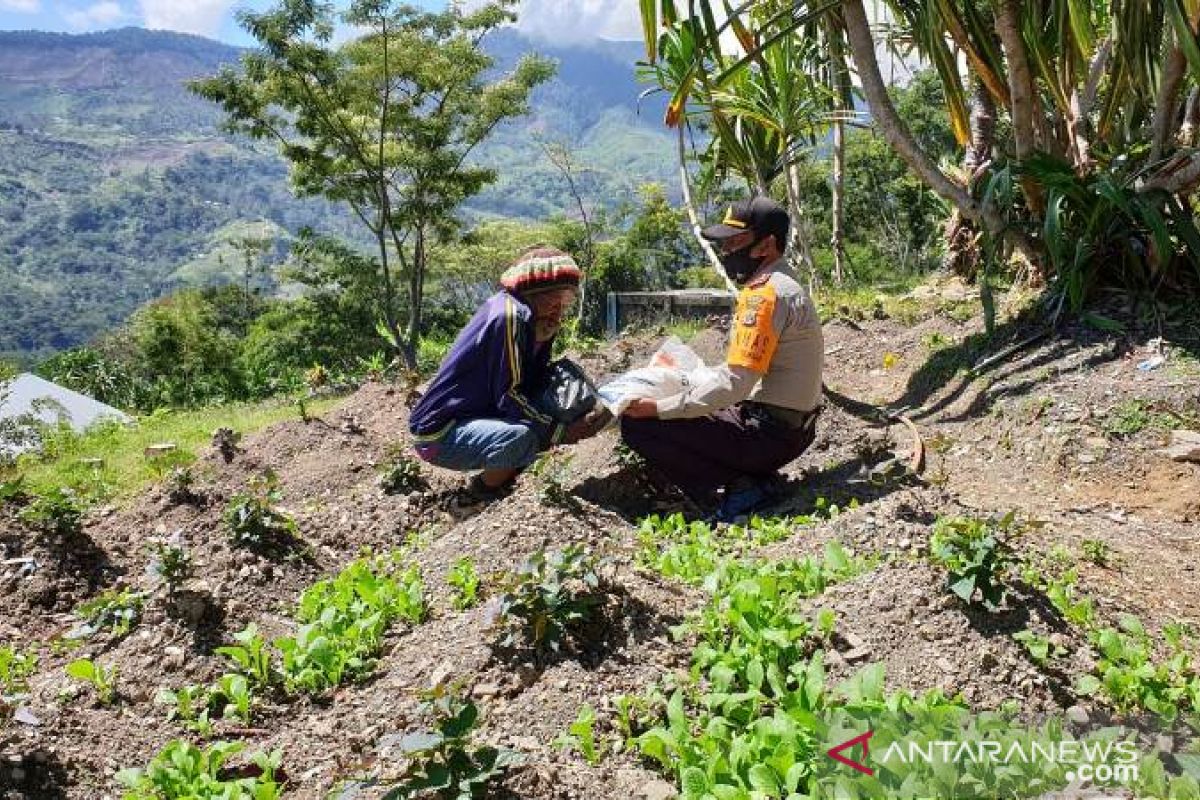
left=136, top=0, right=235, bottom=37
left=64, top=1, right=126, bottom=28
left=518, top=0, right=642, bottom=42
left=0, top=0, right=41, bottom=13
left=503, top=0, right=643, bottom=43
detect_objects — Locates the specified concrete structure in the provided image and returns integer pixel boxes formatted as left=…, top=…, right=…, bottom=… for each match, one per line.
left=606, top=289, right=734, bottom=336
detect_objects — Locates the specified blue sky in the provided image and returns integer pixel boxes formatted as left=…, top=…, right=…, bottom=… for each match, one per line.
left=0, top=0, right=643, bottom=44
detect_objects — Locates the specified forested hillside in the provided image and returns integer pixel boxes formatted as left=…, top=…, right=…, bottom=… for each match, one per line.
left=0, top=27, right=674, bottom=363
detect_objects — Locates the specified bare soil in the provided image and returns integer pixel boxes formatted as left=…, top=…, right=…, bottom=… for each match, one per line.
left=3, top=286, right=1198, bottom=799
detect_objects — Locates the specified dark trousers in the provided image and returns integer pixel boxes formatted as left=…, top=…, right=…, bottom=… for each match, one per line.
left=620, top=403, right=817, bottom=504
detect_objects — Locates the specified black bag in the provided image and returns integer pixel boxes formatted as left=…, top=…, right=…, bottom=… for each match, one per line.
left=534, top=359, right=598, bottom=425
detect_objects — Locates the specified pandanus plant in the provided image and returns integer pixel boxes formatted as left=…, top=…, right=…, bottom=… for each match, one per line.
left=640, top=0, right=1200, bottom=307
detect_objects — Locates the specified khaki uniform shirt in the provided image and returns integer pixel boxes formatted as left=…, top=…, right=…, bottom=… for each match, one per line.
left=656, top=259, right=823, bottom=419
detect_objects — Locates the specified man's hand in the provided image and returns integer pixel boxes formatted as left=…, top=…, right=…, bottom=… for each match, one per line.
left=622, top=398, right=658, bottom=419
left=562, top=406, right=613, bottom=444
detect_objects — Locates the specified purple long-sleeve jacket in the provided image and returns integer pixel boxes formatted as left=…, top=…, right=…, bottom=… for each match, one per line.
left=408, top=291, right=566, bottom=447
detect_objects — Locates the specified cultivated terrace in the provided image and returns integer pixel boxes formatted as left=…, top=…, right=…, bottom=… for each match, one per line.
left=2, top=285, right=1199, bottom=799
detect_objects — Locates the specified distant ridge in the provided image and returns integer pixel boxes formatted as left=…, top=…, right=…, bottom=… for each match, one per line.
left=0, top=25, right=675, bottom=362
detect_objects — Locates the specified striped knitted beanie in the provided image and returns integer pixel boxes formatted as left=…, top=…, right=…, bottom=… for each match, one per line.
left=500, top=246, right=582, bottom=296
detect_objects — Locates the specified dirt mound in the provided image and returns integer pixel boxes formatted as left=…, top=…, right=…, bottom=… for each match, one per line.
left=3, top=310, right=1198, bottom=798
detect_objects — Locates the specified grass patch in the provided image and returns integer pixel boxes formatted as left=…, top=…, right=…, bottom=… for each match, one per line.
left=15, top=395, right=343, bottom=504
left=1101, top=398, right=1199, bottom=438
left=662, top=317, right=710, bottom=343
left=815, top=279, right=928, bottom=325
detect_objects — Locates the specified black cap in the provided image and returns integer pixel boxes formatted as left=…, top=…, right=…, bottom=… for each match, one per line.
left=701, top=196, right=789, bottom=248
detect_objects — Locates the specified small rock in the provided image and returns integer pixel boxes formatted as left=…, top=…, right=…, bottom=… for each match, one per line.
left=13, top=706, right=40, bottom=726
left=472, top=682, right=502, bottom=699
left=842, top=647, right=871, bottom=662
left=935, top=657, right=956, bottom=674
left=428, top=664, right=454, bottom=689
left=1158, top=430, right=1200, bottom=463
left=641, top=779, right=678, bottom=800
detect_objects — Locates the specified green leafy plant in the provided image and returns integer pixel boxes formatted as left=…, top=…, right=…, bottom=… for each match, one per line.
left=66, top=657, right=117, bottom=705
left=929, top=514, right=1014, bottom=609
left=377, top=449, right=426, bottom=494
left=154, top=684, right=215, bottom=735
left=1102, top=399, right=1153, bottom=437
left=165, top=465, right=198, bottom=504
left=385, top=687, right=521, bottom=799
left=148, top=538, right=193, bottom=595
left=1081, top=538, right=1113, bottom=567
left=223, top=470, right=300, bottom=550
left=447, top=557, right=481, bottom=611
left=212, top=673, right=254, bottom=724
left=636, top=511, right=853, bottom=587
left=1042, top=569, right=1097, bottom=629
left=18, top=486, right=84, bottom=536
left=0, top=645, right=37, bottom=695
left=556, top=703, right=602, bottom=765
left=116, top=740, right=282, bottom=800
left=215, top=624, right=275, bottom=689
left=528, top=451, right=575, bottom=506
left=496, top=546, right=602, bottom=652
left=1012, top=630, right=1065, bottom=667
left=612, top=439, right=646, bottom=470
left=1076, top=615, right=1199, bottom=721
left=275, top=554, right=426, bottom=694
left=75, top=587, right=144, bottom=638
left=0, top=475, right=28, bottom=507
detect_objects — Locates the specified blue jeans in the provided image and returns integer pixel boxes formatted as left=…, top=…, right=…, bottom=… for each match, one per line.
left=413, top=419, right=540, bottom=472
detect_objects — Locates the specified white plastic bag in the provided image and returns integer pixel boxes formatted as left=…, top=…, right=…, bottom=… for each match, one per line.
left=597, top=336, right=719, bottom=416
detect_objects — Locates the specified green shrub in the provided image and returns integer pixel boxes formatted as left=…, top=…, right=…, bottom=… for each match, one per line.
left=223, top=470, right=300, bottom=550
left=388, top=687, right=521, bottom=798
left=116, top=740, right=282, bottom=800
left=18, top=486, right=84, bottom=536
left=75, top=588, right=144, bottom=638
left=929, top=514, right=1014, bottom=609
left=496, top=546, right=603, bottom=652
left=0, top=645, right=37, bottom=696
left=377, top=450, right=426, bottom=494
left=447, top=557, right=481, bottom=611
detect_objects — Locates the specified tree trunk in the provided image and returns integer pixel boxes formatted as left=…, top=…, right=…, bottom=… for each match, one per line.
left=1181, top=88, right=1200, bottom=147
left=1067, top=37, right=1111, bottom=172
left=784, top=160, right=818, bottom=291
left=374, top=224, right=406, bottom=367
left=829, top=24, right=853, bottom=286
left=1152, top=38, right=1187, bottom=164
left=841, top=0, right=1042, bottom=271
left=676, top=125, right=736, bottom=291
left=831, top=116, right=847, bottom=285
left=994, top=0, right=1044, bottom=216
left=402, top=227, right=425, bottom=372
left=944, top=78, right=995, bottom=278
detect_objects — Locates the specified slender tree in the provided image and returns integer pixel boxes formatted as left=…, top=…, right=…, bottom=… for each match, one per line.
left=191, top=0, right=554, bottom=368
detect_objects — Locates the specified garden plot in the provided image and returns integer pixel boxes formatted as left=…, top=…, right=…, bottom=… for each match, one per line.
left=2, top=313, right=1199, bottom=799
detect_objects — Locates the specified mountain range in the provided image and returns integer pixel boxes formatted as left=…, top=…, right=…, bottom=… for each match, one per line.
left=0, top=26, right=676, bottom=363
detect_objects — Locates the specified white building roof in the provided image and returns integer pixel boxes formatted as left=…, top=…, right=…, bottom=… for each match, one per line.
left=0, top=373, right=130, bottom=437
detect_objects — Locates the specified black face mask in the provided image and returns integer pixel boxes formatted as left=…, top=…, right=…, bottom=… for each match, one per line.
left=719, top=238, right=765, bottom=285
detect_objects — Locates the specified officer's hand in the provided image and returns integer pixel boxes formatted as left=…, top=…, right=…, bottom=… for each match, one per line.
left=562, top=406, right=614, bottom=444
left=622, top=398, right=659, bottom=419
